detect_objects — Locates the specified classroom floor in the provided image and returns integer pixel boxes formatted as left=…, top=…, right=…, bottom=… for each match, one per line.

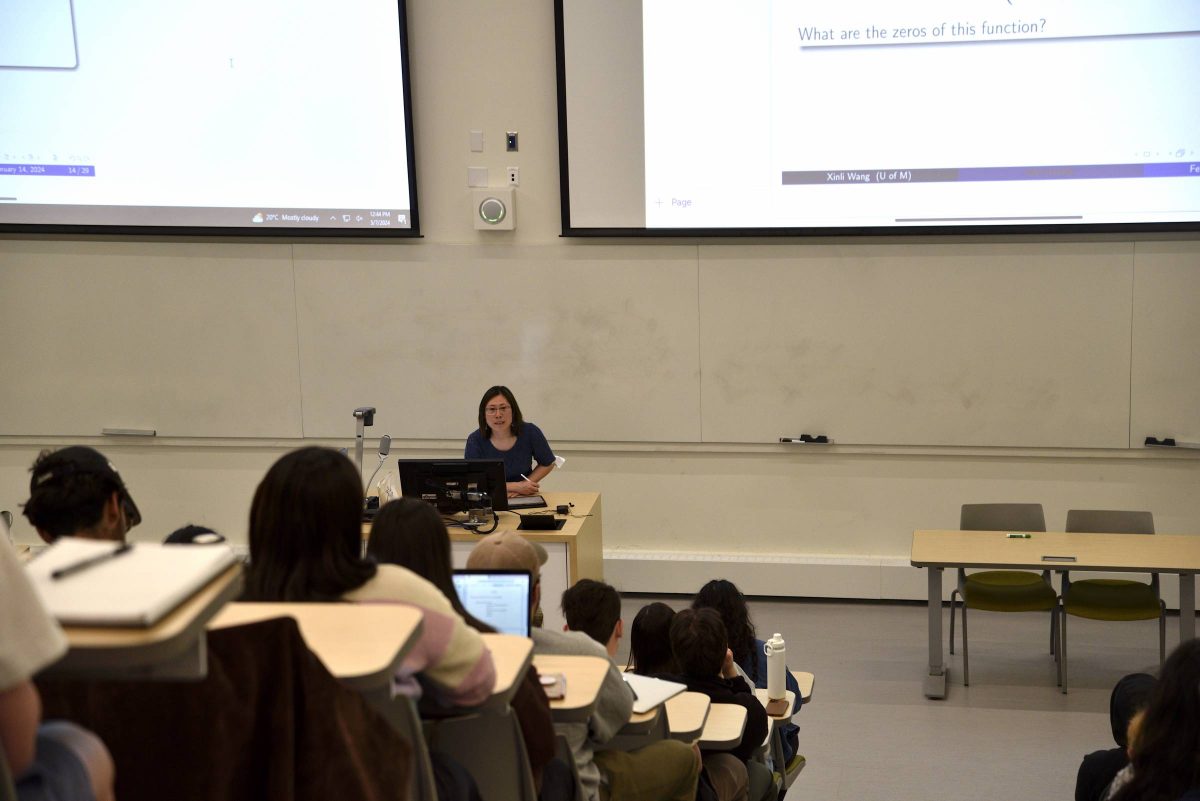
left=616, top=594, right=1171, bottom=801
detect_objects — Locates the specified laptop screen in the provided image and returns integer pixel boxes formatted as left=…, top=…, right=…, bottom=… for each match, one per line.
left=451, top=569, right=532, bottom=637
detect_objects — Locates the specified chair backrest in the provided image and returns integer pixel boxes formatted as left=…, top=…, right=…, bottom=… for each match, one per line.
left=960, top=503, right=1046, bottom=532
left=1065, top=510, right=1154, bottom=535
left=0, top=747, right=17, bottom=801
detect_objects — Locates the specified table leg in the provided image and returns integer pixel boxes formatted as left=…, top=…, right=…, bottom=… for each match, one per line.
left=925, top=566, right=947, bottom=699
left=1180, top=574, right=1196, bottom=643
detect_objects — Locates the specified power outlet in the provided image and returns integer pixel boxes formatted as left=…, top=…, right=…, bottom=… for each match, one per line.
left=507, top=167, right=520, bottom=186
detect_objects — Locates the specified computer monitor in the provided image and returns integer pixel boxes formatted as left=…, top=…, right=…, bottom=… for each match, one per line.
left=395, top=459, right=509, bottom=514
left=452, top=569, right=532, bottom=637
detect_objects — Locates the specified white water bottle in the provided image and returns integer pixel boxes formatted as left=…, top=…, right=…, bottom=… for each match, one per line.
left=764, top=632, right=786, bottom=701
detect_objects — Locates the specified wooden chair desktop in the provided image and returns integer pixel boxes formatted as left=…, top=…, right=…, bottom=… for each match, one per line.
left=948, top=503, right=1059, bottom=686
left=1059, top=509, right=1166, bottom=693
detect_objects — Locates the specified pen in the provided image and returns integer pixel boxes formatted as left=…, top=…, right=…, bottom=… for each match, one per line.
left=1006, top=533, right=1032, bottom=539
left=51, top=543, right=133, bottom=580
left=520, top=474, right=533, bottom=483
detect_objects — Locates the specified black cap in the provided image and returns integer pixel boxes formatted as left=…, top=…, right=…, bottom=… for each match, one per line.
left=30, top=446, right=142, bottom=529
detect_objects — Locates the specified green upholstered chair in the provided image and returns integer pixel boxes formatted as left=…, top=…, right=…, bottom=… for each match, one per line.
left=1059, top=509, right=1165, bottom=693
left=949, top=503, right=1058, bottom=686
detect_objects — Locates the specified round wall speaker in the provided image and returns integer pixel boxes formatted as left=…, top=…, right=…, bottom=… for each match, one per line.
left=478, top=196, right=507, bottom=225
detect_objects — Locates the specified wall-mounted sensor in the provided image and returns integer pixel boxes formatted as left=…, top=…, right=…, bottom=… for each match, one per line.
left=473, top=187, right=515, bottom=230
left=506, top=131, right=518, bottom=151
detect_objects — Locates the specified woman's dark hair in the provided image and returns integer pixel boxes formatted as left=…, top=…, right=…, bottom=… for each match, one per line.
left=243, top=447, right=376, bottom=602
left=366, top=497, right=493, bottom=633
left=477, top=385, right=524, bottom=439
left=1110, top=639, right=1200, bottom=801
left=693, top=579, right=758, bottom=681
left=627, top=602, right=678, bottom=675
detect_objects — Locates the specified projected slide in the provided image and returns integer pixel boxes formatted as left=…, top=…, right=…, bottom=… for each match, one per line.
left=0, top=0, right=416, bottom=234
left=559, top=0, right=1200, bottom=233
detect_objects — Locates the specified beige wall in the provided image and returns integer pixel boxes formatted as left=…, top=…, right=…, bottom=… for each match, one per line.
left=2, top=0, right=1198, bottom=599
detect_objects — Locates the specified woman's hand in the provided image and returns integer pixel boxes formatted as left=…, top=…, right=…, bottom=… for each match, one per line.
left=720, top=647, right=739, bottom=679
left=507, top=479, right=540, bottom=497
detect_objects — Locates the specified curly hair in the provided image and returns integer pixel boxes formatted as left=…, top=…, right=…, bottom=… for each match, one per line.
left=693, top=579, right=759, bottom=682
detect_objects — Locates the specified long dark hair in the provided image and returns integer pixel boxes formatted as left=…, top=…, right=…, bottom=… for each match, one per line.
left=243, top=447, right=376, bottom=602
left=366, top=497, right=493, bottom=633
left=693, top=579, right=758, bottom=681
left=627, top=602, right=678, bottom=675
left=477, top=385, right=524, bottom=439
left=1110, top=639, right=1200, bottom=801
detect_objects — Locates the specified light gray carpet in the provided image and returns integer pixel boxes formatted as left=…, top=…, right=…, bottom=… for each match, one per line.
left=616, top=594, right=1170, bottom=801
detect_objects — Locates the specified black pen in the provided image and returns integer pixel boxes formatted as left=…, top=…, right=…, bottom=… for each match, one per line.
left=51, top=543, right=133, bottom=580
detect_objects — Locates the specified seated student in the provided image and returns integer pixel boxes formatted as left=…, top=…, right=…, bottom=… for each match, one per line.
left=693, top=579, right=801, bottom=765
left=669, top=608, right=774, bottom=801
left=1106, top=640, right=1200, bottom=801
left=1075, top=673, right=1155, bottom=801
left=468, top=531, right=699, bottom=801
left=626, top=603, right=679, bottom=676
left=622, top=600, right=744, bottom=801
left=560, top=579, right=623, bottom=658
left=0, top=536, right=115, bottom=801
left=22, top=446, right=142, bottom=544
left=626, top=603, right=678, bottom=676
left=367, top=498, right=566, bottom=800
left=242, top=447, right=495, bottom=706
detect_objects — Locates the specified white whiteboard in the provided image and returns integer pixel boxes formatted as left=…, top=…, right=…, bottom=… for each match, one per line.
left=1131, top=241, right=1200, bottom=447
left=0, top=239, right=303, bottom=438
left=698, top=242, right=1135, bottom=447
left=293, top=242, right=702, bottom=442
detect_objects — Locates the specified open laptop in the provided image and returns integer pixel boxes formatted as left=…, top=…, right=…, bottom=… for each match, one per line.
left=451, top=569, right=532, bottom=637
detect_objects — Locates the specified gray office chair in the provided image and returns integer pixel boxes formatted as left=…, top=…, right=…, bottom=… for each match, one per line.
left=425, top=707, right=539, bottom=801
left=949, top=503, right=1059, bottom=686
left=1059, top=510, right=1165, bottom=693
left=364, top=690, right=438, bottom=801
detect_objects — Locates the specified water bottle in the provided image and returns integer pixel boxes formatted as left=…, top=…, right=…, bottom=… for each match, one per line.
left=764, top=632, right=786, bottom=701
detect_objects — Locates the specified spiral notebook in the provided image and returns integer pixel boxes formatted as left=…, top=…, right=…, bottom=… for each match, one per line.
left=26, top=537, right=238, bottom=627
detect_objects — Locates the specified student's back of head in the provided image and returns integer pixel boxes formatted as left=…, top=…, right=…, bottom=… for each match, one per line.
left=1110, top=639, right=1200, bottom=801
left=367, top=497, right=493, bottom=632
left=164, top=524, right=225, bottom=545
left=670, top=607, right=728, bottom=680
left=627, top=602, right=678, bottom=675
left=244, top=446, right=375, bottom=602
left=561, top=579, right=622, bottom=657
left=22, top=446, right=141, bottom=543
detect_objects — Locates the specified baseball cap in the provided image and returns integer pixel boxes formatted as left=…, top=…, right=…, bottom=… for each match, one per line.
left=29, top=446, right=142, bottom=528
left=467, top=530, right=540, bottom=577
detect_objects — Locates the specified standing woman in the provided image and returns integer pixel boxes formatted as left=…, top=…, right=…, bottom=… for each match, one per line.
left=465, top=386, right=556, bottom=497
